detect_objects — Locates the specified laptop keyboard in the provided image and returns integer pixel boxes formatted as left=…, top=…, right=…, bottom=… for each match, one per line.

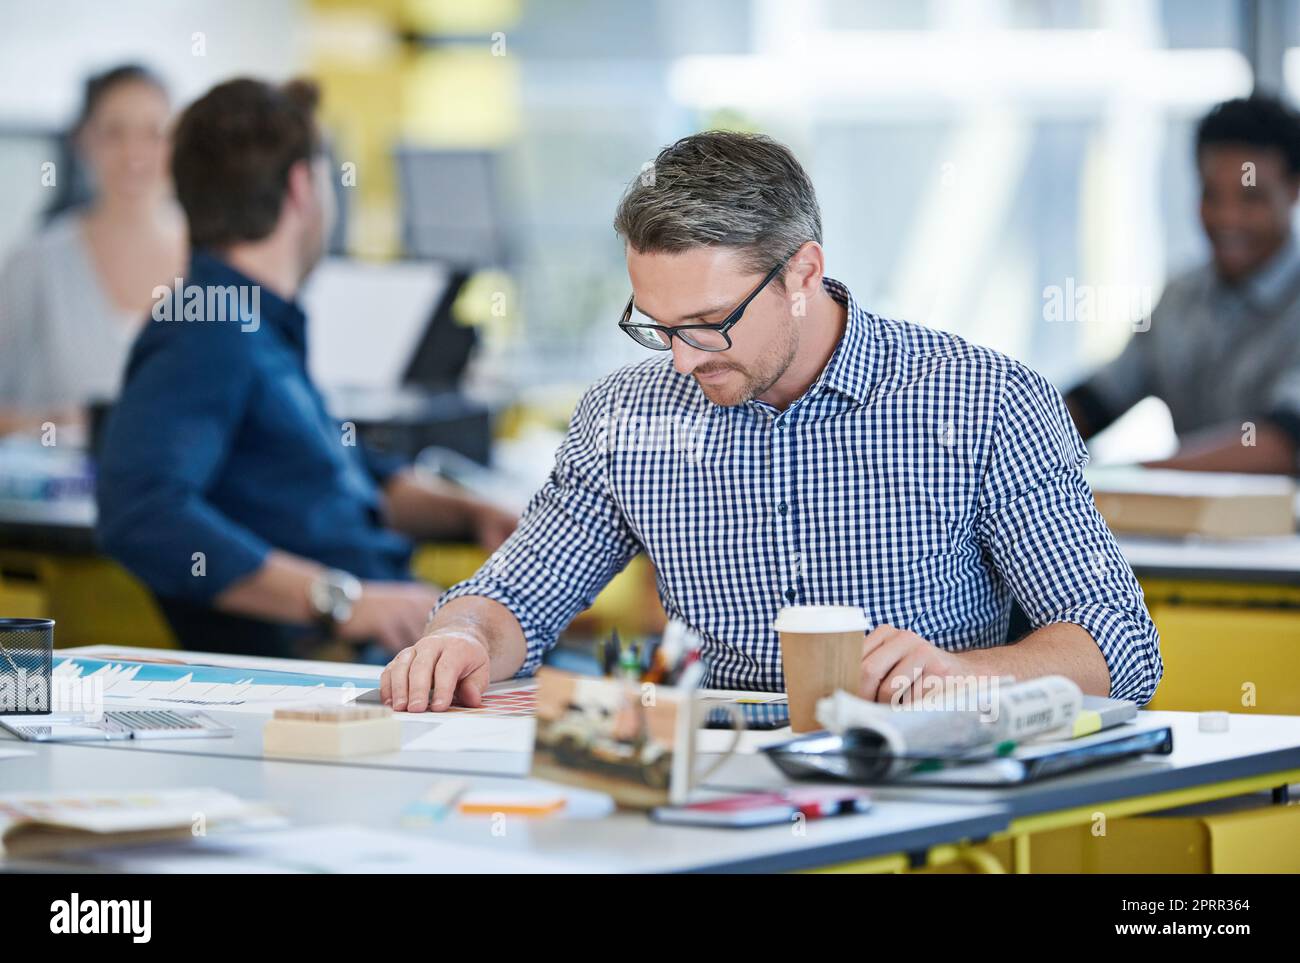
left=103, top=710, right=219, bottom=732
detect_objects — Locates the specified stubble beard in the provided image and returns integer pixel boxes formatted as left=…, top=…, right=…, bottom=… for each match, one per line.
left=696, top=321, right=800, bottom=407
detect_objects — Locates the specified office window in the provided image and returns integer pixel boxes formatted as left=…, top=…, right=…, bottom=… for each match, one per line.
left=496, top=0, right=1252, bottom=460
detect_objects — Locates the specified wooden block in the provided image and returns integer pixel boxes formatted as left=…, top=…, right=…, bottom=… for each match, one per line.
left=263, top=707, right=400, bottom=758
left=1088, top=467, right=1296, bottom=538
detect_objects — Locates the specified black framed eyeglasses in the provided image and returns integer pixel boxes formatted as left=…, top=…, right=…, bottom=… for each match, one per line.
left=618, top=259, right=788, bottom=352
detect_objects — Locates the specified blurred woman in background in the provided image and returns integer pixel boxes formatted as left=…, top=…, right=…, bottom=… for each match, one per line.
left=0, top=64, right=186, bottom=436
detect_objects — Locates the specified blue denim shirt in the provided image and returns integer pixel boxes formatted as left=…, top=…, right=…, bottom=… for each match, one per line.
left=97, top=251, right=412, bottom=601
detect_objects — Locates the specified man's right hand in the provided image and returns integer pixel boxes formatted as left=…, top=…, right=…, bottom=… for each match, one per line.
left=380, top=629, right=492, bottom=712
left=339, top=581, right=442, bottom=654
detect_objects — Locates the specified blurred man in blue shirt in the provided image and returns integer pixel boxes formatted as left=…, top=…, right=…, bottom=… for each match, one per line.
left=97, top=78, right=514, bottom=660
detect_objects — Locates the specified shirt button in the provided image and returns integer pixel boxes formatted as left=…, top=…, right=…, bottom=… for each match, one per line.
left=785, top=589, right=797, bottom=602
left=777, top=501, right=788, bottom=515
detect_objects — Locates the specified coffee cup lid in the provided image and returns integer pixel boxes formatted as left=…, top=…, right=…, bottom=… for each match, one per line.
left=772, top=605, right=869, bottom=633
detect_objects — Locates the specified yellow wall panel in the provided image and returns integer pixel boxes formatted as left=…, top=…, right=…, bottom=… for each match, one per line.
left=402, top=48, right=520, bottom=146
left=403, top=0, right=521, bottom=34
left=1147, top=603, right=1300, bottom=714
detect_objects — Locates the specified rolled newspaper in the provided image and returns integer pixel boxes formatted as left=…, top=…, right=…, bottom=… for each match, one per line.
left=814, top=675, right=1083, bottom=778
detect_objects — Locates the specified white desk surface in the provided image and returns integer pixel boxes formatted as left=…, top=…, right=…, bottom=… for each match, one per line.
left=7, top=648, right=1300, bottom=872
left=1116, top=533, right=1300, bottom=581
left=0, top=742, right=1009, bottom=874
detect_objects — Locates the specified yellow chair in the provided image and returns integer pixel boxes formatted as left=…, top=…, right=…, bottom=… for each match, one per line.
left=0, top=549, right=174, bottom=649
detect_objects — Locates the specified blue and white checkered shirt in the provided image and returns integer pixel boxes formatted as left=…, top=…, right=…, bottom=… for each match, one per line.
left=440, top=278, right=1163, bottom=704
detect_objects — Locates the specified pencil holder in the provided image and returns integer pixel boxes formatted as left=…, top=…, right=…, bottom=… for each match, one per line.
left=0, top=618, right=54, bottom=715
left=531, top=667, right=745, bottom=809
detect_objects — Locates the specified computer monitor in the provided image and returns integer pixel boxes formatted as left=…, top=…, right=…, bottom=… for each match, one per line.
left=395, top=147, right=507, bottom=268
left=325, top=143, right=350, bottom=257
left=298, top=256, right=492, bottom=463
left=300, top=256, right=451, bottom=390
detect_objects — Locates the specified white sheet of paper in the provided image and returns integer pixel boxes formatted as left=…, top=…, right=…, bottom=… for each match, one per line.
left=54, top=661, right=360, bottom=716
left=402, top=716, right=535, bottom=753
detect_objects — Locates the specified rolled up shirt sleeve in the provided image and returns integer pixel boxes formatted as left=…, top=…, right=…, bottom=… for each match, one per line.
left=96, top=321, right=271, bottom=601
left=436, top=374, right=644, bottom=675
left=978, top=363, right=1163, bottom=704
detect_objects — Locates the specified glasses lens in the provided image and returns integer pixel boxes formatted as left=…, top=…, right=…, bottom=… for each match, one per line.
left=678, top=327, right=730, bottom=352
left=625, top=325, right=671, bottom=350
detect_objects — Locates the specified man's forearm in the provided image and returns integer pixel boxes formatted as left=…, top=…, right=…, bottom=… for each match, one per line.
left=213, top=549, right=324, bottom=624
left=425, top=595, right=529, bottom=681
left=1145, top=421, right=1297, bottom=474
left=382, top=470, right=479, bottom=540
left=0, top=404, right=84, bottom=436
left=959, top=621, right=1112, bottom=697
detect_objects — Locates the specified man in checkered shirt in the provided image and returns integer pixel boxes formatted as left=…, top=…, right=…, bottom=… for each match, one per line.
left=383, top=132, right=1162, bottom=712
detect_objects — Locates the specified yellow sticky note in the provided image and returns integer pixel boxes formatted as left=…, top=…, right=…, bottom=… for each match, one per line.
left=1072, top=710, right=1102, bottom=739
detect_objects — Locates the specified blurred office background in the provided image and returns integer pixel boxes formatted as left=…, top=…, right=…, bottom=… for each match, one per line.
left=4, top=1, right=1299, bottom=447
left=0, top=0, right=1296, bottom=648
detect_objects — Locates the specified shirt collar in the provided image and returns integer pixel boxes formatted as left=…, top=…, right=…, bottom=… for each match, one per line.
left=808, top=276, right=876, bottom=405
left=188, top=249, right=308, bottom=348
left=1239, top=235, right=1300, bottom=313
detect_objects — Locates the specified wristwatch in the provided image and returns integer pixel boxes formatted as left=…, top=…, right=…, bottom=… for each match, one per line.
left=308, top=569, right=363, bottom=630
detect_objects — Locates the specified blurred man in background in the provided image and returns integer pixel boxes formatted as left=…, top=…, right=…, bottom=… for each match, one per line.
left=1066, top=95, right=1300, bottom=475
left=96, top=78, right=515, bottom=661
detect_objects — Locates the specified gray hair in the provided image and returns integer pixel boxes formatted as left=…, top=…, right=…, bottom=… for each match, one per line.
left=613, top=131, right=822, bottom=283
